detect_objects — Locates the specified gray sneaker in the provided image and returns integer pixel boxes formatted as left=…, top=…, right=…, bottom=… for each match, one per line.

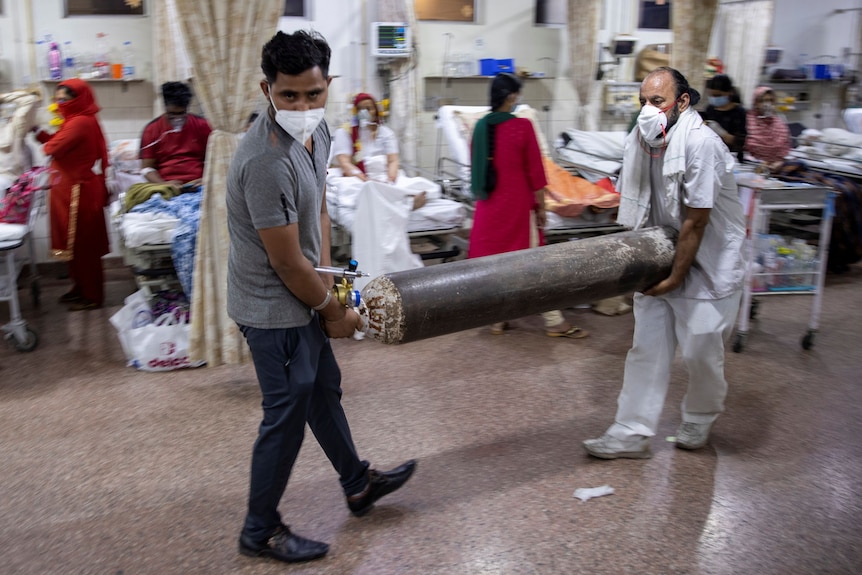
left=583, top=434, right=652, bottom=459
left=675, top=422, right=713, bottom=450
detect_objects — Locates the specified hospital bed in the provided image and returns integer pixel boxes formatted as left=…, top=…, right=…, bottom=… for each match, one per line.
left=770, top=126, right=862, bottom=272
left=106, top=139, right=193, bottom=296
left=1, top=170, right=48, bottom=352
left=325, top=167, right=467, bottom=266
left=787, top=127, right=862, bottom=178
left=555, top=128, right=627, bottom=182
left=434, top=105, right=622, bottom=240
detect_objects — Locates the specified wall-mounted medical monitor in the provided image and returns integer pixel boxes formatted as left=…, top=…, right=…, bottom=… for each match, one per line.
left=370, top=22, right=412, bottom=58
left=612, top=36, right=638, bottom=57
left=764, top=47, right=783, bottom=66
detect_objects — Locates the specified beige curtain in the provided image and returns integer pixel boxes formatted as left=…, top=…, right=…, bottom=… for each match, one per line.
left=671, top=0, right=719, bottom=98
left=152, top=0, right=191, bottom=89
left=378, top=0, right=420, bottom=169
left=713, top=1, right=774, bottom=107
left=567, top=0, right=601, bottom=131
left=174, top=0, right=283, bottom=367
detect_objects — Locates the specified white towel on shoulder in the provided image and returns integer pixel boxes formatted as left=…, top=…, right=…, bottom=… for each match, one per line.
left=617, top=108, right=703, bottom=229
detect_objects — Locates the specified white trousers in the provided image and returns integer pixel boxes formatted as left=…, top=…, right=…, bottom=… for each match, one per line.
left=607, top=291, right=741, bottom=440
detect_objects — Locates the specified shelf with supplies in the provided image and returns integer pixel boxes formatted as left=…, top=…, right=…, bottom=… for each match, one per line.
left=423, top=76, right=555, bottom=110
left=42, top=78, right=146, bottom=93
left=424, top=75, right=555, bottom=80
left=763, top=78, right=851, bottom=114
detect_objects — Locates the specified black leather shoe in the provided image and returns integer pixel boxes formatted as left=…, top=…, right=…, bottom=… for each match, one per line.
left=238, top=524, right=329, bottom=563
left=347, top=459, right=417, bottom=517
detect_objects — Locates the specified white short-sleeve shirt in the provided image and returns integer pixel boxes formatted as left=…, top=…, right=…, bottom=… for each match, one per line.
left=646, top=123, right=746, bottom=300
left=332, top=124, right=398, bottom=162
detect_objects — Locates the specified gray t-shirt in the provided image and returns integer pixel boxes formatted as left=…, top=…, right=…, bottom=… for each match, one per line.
left=645, top=122, right=745, bottom=300
left=226, top=111, right=330, bottom=328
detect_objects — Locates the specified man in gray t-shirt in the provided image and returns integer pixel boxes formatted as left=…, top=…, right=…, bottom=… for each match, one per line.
left=226, top=30, right=416, bottom=565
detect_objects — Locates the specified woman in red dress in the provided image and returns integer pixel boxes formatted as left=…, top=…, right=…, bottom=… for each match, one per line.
left=35, top=79, right=110, bottom=310
left=468, top=73, right=587, bottom=338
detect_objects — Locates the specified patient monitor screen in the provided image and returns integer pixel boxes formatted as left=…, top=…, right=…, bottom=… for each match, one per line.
left=373, top=23, right=411, bottom=57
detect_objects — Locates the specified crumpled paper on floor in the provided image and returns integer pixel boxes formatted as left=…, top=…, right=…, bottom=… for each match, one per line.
left=573, top=485, right=615, bottom=502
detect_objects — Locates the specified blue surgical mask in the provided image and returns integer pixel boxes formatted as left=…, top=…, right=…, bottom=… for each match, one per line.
left=709, top=95, right=729, bottom=107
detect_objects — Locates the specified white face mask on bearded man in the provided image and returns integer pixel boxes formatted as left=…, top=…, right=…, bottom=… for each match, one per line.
left=637, top=97, right=681, bottom=146
left=637, top=104, right=670, bottom=144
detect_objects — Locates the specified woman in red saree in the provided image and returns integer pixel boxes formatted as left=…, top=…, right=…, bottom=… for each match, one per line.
left=468, top=73, right=588, bottom=339
left=35, top=79, right=109, bottom=310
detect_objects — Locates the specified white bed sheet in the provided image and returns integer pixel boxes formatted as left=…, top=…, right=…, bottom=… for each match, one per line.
left=326, top=169, right=465, bottom=234
left=556, top=129, right=627, bottom=181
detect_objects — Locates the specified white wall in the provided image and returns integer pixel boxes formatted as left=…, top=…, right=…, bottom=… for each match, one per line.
left=770, top=0, right=861, bottom=71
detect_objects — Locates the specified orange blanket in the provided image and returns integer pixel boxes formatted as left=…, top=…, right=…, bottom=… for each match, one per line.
left=542, top=157, right=620, bottom=218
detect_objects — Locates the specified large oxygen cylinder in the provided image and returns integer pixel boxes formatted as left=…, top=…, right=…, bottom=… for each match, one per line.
left=361, top=226, right=677, bottom=344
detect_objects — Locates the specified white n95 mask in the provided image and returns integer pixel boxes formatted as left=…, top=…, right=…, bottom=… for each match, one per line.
left=637, top=104, right=669, bottom=145
left=357, top=108, right=373, bottom=128
left=269, top=92, right=325, bottom=144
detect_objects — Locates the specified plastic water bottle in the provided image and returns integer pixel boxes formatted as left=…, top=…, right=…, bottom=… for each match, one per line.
left=35, top=40, right=48, bottom=80
left=798, top=53, right=810, bottom=79
left=122, top=41, right=136, bottom=79
left=63, top=41, right=77, bottom=79
left=48, top=41, right=63, bottom=81
left=94, top=32, right=110, bottom=79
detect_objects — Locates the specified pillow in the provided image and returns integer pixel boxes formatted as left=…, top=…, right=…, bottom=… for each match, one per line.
left=452, top=110, right=488, bottom=144
left=452, top=107, right=550, bottom=157
left=109, top=139, right=142, bottom=173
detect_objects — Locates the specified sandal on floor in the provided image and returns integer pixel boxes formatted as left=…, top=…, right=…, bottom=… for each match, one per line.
left=546, top=326, right=589, bottom=339
left=489, top=322, right=509, bottom=335
left=69, top=299, right=101, bottom=311
left=58, top=291, right=82, bottom=304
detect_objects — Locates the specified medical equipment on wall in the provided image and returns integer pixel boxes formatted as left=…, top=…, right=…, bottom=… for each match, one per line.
left=597, top=35, right=638, bottom=82
left=370, top=22, right=412, bottom=58
left=603, top=81, right=641, bottom=119
left=611, top=35, right=638, bottom=58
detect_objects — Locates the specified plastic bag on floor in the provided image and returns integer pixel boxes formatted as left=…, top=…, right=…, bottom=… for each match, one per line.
left=110, top=289, right=153, bottom=362
left=110, top=290, right=205, bottom=371
left=126, top=313, right=205, bottom=372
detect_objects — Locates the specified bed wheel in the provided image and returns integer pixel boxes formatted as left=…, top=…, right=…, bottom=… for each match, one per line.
left=801, top=330, right=815, bottom=350
left=732, top=333, right=746, bottom=353
left=749, top=298, right=759, bottom=320
left=14, top=328, right=39, bottom=352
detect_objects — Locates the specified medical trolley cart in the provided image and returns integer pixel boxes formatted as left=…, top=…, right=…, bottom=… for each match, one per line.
left=733, top=181, right=835, bottom=353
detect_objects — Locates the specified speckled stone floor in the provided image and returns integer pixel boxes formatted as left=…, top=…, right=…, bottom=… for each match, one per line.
left=1, top=261, right=861, bottom=575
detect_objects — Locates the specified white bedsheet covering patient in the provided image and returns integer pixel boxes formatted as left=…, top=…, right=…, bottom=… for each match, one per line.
left=326, top=155, right=465, bottom=234
left=327, top=154, right=466, bottom=290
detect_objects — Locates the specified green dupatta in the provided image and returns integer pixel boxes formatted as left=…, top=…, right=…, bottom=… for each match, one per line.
left=471, top=111, right=515, bottom=200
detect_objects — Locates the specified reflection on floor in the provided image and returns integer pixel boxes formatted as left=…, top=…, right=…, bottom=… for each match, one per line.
left=1, top=261, right=861, bottom=575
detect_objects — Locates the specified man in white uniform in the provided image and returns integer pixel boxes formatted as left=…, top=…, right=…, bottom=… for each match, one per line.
left=583, top=67, right=745, bottom=458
